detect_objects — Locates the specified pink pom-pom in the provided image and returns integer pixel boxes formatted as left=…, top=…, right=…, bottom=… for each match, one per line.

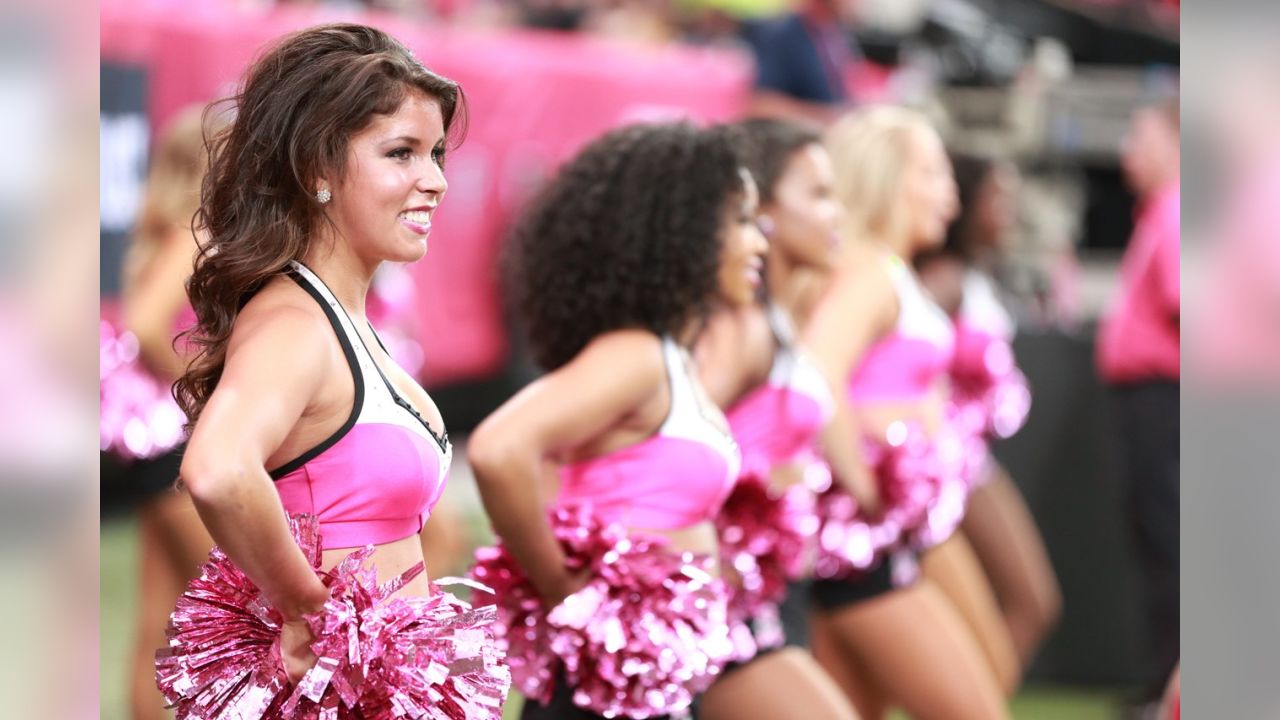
left=156, top=514, right=510, bottom=719
left=715, top=470, right=814, bottom=633
left=815, top=422, right=967, bottom=577
left=988, top=369, right=1032, bottom=439
left=470, top=505, right=745, bottom=719
left=951, top=337, right=1032, bottom=441
left=100, top=319, right=186, bottom=460
left=907, top=417, right=980, bottom=550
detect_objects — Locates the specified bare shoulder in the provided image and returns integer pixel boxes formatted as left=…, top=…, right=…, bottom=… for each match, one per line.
left=833, top=242, right=893, bottom=287
left=482, top=328, right=669, bottom=451
left=817, top=243, right=895, bottom=320
left=804, top=243, right=899, bottom=350
left=567, top=328, right=668, bottom=389
left=225, top=277, right=335, bottom=362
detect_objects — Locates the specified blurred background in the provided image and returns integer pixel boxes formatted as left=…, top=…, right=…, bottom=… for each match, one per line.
left=97, top=0, right=1182, bottom=717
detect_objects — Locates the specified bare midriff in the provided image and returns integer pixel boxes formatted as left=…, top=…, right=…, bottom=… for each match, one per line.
left=321, top=533, right=432, bottom=599
left=626, top=520, right=721, bottom=577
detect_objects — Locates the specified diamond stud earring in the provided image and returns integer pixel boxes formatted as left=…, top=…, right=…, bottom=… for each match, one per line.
left=316, top=188, right=332, bottom=204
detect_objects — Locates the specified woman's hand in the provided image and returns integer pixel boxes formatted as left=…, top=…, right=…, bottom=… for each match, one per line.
left=767, top=463, right=807, bottom=493
left=540, top=567, right=593, bottom=611
left=856, top=481, right=884, bottom=521
left=280, top=617, right=319, bottom=685
left=839, top=464, right=883, bottom=520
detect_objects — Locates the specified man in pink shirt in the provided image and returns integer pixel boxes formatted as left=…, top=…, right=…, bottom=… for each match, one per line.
left=1097, top=96, right=1180, bottom=709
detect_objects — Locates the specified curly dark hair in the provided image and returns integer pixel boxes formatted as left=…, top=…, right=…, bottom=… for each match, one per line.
left=941, top=151, right=996, bottom=259
left=175, top=23, right=467, bottom=428
left=506, top=122, right=746, bottom=371
left=727, top=118, right=821, bottom=204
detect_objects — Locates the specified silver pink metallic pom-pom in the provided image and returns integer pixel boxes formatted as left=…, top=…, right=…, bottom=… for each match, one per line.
left=715, top=470, right=814, bottom=637
left=100, top=319, right=186, bottom=460
left=156, top=514, right=511, bottom=719
left=470, top=505, right=746, bottom=719
left=951, top=337, right=1032, bottom=442
left=907, top=415, right=982, bottom=550
left=814, top=422, right=955, bottom=579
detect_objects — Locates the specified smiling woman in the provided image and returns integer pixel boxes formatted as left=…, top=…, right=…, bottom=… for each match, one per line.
left=468, top=122, right=766, bottom=720
left=153, top=23, right=510, bottom=719
left=315, top=93, right=451, bottom=263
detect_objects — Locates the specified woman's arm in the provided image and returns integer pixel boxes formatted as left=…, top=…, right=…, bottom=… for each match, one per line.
left=801, top=246, right=896, bottom=513
left=179, top=304, right=334, bottom=621
left=122, top=228, right=199, bottom=380
left=469, top=329, right=668, bottom=607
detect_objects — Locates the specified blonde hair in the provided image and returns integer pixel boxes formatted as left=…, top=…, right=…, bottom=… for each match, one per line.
left=825, top=105, right=935, bottom=246
left=122, top=105, right=215, bottom=289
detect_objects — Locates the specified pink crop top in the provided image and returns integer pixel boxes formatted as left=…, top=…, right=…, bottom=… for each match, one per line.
left=270, top=261, right=453, bottom=550
left=848, top=254, right=955, bottom=404
left=726, top=305, right=834, bottom=472
left=953, top=269, right=1016, bottom=378
left=557, top=336, right=742, bottom=531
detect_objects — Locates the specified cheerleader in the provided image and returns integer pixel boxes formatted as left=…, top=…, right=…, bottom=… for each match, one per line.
left=915, top=152, right=1062, bottom=667
left=803, top=107, right=1011, bottom=719
left=693, top=118, right=857, bottom=720
left=105, top=105, right=216, bottom=720
left=468, top=122, right=764, bottom=720
left=159, top=24, right=508, bottom=718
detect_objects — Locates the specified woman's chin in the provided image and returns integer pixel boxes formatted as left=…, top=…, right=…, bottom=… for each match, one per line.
left=387, top=237, right=429, bottom=264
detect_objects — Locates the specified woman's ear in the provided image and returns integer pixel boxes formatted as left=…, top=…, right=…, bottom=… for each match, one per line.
left=756, top=213, right=775, bottom=237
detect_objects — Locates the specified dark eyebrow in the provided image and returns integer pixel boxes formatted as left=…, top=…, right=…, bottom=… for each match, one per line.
left=383, top=135, right=447, bottom=147
left=384, top=135, right=421, bottom=147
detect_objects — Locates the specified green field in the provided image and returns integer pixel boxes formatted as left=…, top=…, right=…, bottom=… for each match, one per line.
left=102, top=515, right=1117, bottom=719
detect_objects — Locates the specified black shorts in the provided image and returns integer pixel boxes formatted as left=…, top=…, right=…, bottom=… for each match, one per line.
left=102, top=443, right=186, bottom=511
left=134, top=445, right=185, bottom=498
left=717, top=615, right=785, bottom=680
left=520, top=668, right=677, bottom=720
left=777, top=577, right=813, bottom=649
left=810, top=550, right=917, bottom=612
left=716, top=578, right=812, bottom=681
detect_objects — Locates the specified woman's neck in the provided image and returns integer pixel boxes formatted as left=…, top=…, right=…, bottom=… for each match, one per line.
left=768, top=246, right=818, bottom=325
left=300, top=242, right=376, bottom=319
left=862, top=230, right=914, bottom=265
left=675, top=316, right=705, bottom=349
left=765, top=246, right=796, bottom=307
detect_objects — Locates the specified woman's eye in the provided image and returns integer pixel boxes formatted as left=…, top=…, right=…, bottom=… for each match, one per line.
left=431, top=147, right=447, bottom=167
left=388, top=147, right=412, bottom=160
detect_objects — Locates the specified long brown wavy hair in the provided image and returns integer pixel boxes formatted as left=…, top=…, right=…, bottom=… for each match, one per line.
left=122, top=105, right=210, bottom=293
left=175, top=23, right=467, bottom=428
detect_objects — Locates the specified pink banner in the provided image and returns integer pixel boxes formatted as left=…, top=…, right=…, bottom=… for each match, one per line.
left=102, top=2, right=751, bottom=384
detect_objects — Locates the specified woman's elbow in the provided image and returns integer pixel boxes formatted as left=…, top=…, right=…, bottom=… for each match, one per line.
left=179, top=449, right=246, bottom=509
left=468, top=421, right=526, bottom=491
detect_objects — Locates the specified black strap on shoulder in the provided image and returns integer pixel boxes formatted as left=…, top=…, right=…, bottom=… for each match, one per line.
left=267, top=269, right=365, bottom=480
